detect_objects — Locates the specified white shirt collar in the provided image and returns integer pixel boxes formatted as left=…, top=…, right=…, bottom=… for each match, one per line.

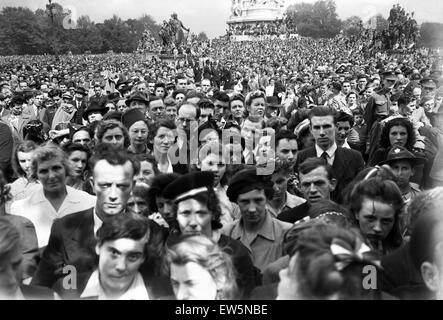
left=315, top=142, right=337, bottom=158
left=80, top=270, right=149, bottom=300
left=341, top=139, right=351, bottom=149
left=93, top=208, right=103, bottom=237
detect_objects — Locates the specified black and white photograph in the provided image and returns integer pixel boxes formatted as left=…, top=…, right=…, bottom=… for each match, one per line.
left=0, top=0, right=443, bottom=305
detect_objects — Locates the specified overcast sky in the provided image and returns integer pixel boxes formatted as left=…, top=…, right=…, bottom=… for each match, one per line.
left=1, top=0, right=442, bottom=38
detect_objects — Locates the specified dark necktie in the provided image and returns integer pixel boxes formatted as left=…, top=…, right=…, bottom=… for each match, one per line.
left=321, top=151, right=328, bottom=162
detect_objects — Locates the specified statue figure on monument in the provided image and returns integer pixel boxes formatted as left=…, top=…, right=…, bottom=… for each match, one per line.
left=169, top=13, right=190, bottom=48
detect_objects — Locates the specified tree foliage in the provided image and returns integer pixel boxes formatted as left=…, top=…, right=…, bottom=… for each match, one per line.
left=0, top=2, right=162, bottom=55
left=285, top=0, right=342, bottom=38
left=418, top=23, right=443, bottom=48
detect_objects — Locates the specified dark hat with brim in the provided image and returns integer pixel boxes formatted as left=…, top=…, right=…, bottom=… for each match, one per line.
left=82, top=101, right=109, bottom=120
left=379, top=146, right=426, bottom=167
left=162, top=171, right=215, bottom=203
left=266, top=96, right=280, bottom=107
left=74, top=87, right=87, bottom=96
left=107, top=92, right=121, bottom=103
left=420, top=77, right=439, bottom=89
left=125, top=91, right=149, bottom=106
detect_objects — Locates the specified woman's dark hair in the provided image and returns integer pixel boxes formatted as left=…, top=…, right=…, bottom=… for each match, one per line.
left=348, top=178, right=404, bottom=251
left=12, top=140, right=38, bottom=178
left=96, top=120, right=131, bottom=148
left=172, top=188, right=223, bottom=231
left=341, top=165, right=397, bottom=204
left=97, top=214, right=150, bottom=256
left=288, top=223, right=382, bottom=300
left=379, top=117, right=415, bottom=150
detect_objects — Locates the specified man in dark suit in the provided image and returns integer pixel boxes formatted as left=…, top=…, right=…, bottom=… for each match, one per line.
left=295, top=106, right=365, bottom=203
left=54, top=214, right=171, bottom=300
left=32, top=144, right=167, bottom=288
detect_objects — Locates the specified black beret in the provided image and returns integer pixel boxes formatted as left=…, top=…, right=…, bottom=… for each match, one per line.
left=162, top=171, right=214, bottom=202
left=226, top=168, right=274, bottom=202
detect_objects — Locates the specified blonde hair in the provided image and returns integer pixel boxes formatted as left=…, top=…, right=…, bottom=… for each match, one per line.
left=167, top=235, right=239, bottom=300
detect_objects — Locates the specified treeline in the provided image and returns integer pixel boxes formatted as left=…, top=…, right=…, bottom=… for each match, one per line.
left=285, top=0, right=442, bottom=48
left=0, top=4, right=161, bottom=55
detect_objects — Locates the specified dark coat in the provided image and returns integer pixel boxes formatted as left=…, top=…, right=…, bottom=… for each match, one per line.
left=20, top=284, right=56, bottom=300
left=295, top=146, right=365, bottom=203
left=31, top=208, right=168, bottom=288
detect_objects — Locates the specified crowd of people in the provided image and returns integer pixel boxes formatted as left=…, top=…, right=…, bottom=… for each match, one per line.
left=227, top=20, right=296, bottom=37
left=0, top=16, right=443, bottom=300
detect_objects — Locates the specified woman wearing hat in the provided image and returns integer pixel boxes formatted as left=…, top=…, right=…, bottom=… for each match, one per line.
left=122, top=108, right=149, bottom=156
left=162, top=171, right=257, bottom=298
left=82, top=101, right=109, bottom=125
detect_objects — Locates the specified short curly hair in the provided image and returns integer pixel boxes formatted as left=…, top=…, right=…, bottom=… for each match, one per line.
left=96, top=120, right=131, bottom=149
left=379, top=117, right=415, bottom=150
left=30, top=144, right=72, bottom=181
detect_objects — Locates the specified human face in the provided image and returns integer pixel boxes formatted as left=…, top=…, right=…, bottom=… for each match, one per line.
left=271, top=171, right=289, bottom=200
left=199, top=108, right=214, bottom=125
left=389, top=125, right=408, bottom=147
left=129, top=121, right=148, bottom=147
left=94, top=86, right=101, bottom=96
left=155, top=87, right=165, bottom=98
left=165, top=106, right=177, bottom=120
left=391, top=160, right=414, bottom=189
left=135, top=160, right=155, bottom=188
left=155, top=196, right=174, bottom=224
left=117, top=101, right=128, bottom=113
left=92, top=160, right=134, bottom=218
left=177, top=104, right=197, bottom=131
left=354, top=114, right=363, bottom=125
left=237, top=189, right=267, bottom=226
left=176, top=79, right=187, bottom=90
left=137, top=83, right=147, bottom=93
left=153, top=126, right=174, bottom=155
left=72, top=130, right=92, bottom=146
left=200, top=153, right=225, bottom=187
left=310, top=115, right=335, bottom=150
left=400, top=101, right=416, bottom=119
left=175, top=93, right=186, bottom=104
left=17, top=151, right=33, bottom=178
left=126, top=196, right=149, bottom=215
left=230, top=100, right=245, bottom=119
left=68, top=151, right=88, bottom=179
left=102, top=127, right=125, bottom=149
left=248, top=97, right=266, bottom=117
left=11, top=103, right=23, bottom=116
left=276, top=138, right=298, bottom=162
left=355, top=198, right=395, bottom=250
left=335, top=120, right=352, bottom=144
left=176, top=198, right=212, bottom=237
left=34, top=95, right=44, bottom=107
left=199, top=130, right=219, bottom=147
left=423, top=99, right=435, bottom=113
left=0, top=243, right=22, bottom=299
left=129, top=101, right=148, bottom=113
left=170, top=262, right=217, bottom=300
left=299, top=167, right=335, bottom=204
left=106, top=102, right=116, bottom=112
left=347, top=94, right=357, bottom=106
left=96, top=238, right=145, bottom=298
left=241, top=119, right=262, bottom=148
left=88, top=111, right=103, bottom=123
left=364, top=87, right=374, bottom=99
left=413, top=88, right=422, bottom=101
left=37, top=158, right=67, bottom=193
left=201, top=80, right=211, bottom=93
left=342, top=82, right=351, bottom=95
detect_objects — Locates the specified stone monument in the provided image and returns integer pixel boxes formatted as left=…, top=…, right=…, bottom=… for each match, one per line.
left=227, top=0, right=289, bottom=40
